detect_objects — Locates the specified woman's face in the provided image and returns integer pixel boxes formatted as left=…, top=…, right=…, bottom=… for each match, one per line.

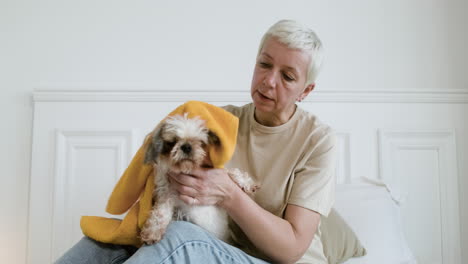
left=251, top=37, right=314, bottom=121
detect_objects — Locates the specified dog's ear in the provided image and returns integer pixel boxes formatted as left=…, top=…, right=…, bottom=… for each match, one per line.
left=207, top=130, right=221, bottom=146
left=144, top=124, right=165, bottom=164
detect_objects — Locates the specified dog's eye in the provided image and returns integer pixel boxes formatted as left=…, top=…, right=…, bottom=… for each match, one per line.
left=162, top=141, right=176, bottom=153
left=201, top=163, right=213, bottom=169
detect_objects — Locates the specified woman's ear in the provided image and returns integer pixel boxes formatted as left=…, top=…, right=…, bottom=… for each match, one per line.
left=298, top=83, right=315, bottom=101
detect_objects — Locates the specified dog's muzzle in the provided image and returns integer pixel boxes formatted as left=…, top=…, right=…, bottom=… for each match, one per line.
left=180, top=143, right=192, bottom=154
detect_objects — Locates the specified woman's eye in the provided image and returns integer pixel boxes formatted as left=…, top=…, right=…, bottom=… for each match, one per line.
left=258, top=62, right=271, bottom=68
left=283, top=74, right=295, bottom=82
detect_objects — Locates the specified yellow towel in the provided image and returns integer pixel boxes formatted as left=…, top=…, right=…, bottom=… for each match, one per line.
left=80, top=101, right=239, bottom=247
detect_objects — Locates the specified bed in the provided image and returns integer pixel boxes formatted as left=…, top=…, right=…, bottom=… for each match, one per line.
left=28, top=90, right=464, bottom=263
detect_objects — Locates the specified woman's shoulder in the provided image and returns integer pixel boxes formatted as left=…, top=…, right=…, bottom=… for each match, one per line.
left=297, top=108, right=333, bottom=133
left=221, top=103, right=252, bottom=118
left=296, top=108, right=336, bottom=145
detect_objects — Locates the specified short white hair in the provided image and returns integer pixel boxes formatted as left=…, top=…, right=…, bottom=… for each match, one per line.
left=257, top=20, right=324, bottom=86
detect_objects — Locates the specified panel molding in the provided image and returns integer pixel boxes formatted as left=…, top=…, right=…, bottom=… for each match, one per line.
left=32, top=89, right=468, bottom=104
left=27, top=90, right=467, bottom=263
left=378, top=130, right=461, bottom=264
left=51, top=130, right=137, bottom=260
left=335, top=131, right=351, bottom=184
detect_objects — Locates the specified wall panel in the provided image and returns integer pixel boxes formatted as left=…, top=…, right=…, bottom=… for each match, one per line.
left=28, top=90, right=467, bottom=263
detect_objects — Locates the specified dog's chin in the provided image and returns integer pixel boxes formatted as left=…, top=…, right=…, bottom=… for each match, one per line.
left=172, top=159, right=196, bottom=174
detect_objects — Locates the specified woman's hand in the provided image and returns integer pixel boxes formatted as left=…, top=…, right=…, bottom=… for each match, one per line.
left=168, top=168, right=238, bottom=207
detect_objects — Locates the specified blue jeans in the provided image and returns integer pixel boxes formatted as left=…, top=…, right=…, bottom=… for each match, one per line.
left=55, top=221, right=270, bottom=264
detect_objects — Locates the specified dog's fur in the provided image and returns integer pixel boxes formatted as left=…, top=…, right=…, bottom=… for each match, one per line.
left=140, top=114, right=257, bottom=244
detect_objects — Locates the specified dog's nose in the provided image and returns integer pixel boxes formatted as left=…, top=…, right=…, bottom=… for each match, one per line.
left=180, top=143, right=192, bottom=154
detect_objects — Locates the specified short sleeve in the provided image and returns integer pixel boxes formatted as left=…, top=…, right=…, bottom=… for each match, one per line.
left=288, top=128, right=337, bottom=217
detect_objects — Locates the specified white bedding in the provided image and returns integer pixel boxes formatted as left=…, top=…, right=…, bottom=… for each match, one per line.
left=336, top=179, right=417, bottom=264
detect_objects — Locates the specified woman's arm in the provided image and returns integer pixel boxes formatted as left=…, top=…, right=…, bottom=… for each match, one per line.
left=223, top=183, right=320, bottom=264
left=169, top=168, right=320, bottom=264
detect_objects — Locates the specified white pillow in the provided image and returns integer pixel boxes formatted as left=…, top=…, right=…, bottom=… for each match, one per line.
left=335, top=178, right=417, bottom=264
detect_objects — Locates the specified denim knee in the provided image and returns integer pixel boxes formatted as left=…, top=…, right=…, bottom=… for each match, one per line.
left=165, top=221, right=214, bottom=242
left=127, top=221, right=270, bottom=264
left=55, top=237, right=136, bottom=264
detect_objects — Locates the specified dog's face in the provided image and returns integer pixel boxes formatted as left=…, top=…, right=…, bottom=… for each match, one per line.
left=144, top=114, right=220, bottom=173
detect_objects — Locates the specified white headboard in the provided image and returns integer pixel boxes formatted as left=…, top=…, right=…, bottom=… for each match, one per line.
left=28, top=90, right=468, bottom=263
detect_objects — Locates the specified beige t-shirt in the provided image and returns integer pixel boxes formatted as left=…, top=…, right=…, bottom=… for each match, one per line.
left=223, top=103, right=337, bottom=264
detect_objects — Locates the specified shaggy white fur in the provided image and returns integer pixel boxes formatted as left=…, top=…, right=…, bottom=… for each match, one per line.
left=140, top=114, right=258, bottom=244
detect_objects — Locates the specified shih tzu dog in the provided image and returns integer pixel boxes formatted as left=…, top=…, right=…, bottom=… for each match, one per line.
left=140, top=113, right=258, bottom=244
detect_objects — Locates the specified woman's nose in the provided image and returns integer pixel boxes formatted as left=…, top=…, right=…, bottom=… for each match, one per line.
left=263, top=70, right=277, bottom=88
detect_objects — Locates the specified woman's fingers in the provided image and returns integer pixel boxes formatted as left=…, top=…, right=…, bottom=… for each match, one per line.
left=167, top=168, right=233, bottom=206
left=168, top=171, right=204, bottom=198
left=178, top=194, right=198, bottom=205
left=168, top=171, right=197, bottom=186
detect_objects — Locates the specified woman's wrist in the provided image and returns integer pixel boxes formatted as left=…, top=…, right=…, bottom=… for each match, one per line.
left=219, top=181, right=244, bottom=211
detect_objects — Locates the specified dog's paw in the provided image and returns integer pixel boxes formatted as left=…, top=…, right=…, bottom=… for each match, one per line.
left=227, top=168, right=260, bottom=195
left=241, top=184, right=260, bottom=194
left=245, top=184, right=260, bottom=194
left=140, top=225, right=164, bottom=245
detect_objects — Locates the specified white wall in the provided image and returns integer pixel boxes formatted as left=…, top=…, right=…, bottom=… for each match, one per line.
left=1, top=0, right=467, bottom=263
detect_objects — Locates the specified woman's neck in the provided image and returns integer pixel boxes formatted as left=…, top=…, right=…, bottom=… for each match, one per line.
left=254, top=105, right=297, bottom=127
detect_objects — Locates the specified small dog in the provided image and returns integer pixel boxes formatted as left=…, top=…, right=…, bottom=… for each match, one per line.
left=140, top=113, right=258, bottom=244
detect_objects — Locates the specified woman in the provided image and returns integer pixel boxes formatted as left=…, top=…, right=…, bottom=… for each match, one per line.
left=57, top=19, right=336, bottom=264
